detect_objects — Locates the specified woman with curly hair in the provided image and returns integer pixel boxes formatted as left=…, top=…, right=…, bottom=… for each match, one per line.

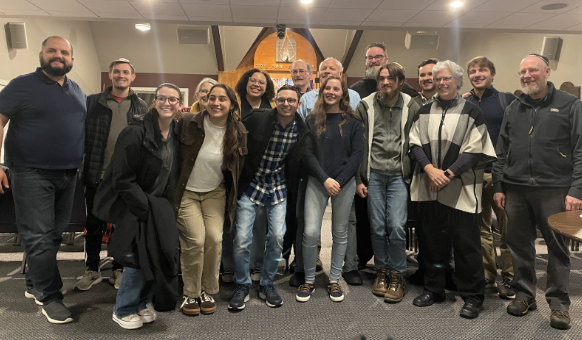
left=235, top=68, right=275, bottom=118
left=175, top=83, right=247, bottom=316
left=296, top=76, right=363, bottom=303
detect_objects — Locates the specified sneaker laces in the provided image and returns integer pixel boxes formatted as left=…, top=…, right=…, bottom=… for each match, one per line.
left=376, top=271, right=388, bottom=285
left=180, top=296, right=195, bottom=309
left=551, top=310, right=569, bottom=318
left=233, top=285, right=248, bottom=298
left=329, top=283, right=341, bottom=294
left=263, top=283, right=276, bottom=295
left=501, top=278, right=513, bottom=288
left=388, top=274, right=402, bottom=291
left=200, top=292, right=214, bottom=303
left=298, top=284, right=313, bottom=294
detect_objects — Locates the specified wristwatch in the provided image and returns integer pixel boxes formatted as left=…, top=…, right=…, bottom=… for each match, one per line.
left=444, top=170, right=452, bottom=178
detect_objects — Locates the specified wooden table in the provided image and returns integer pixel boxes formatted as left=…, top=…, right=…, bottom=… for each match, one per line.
left=548, top=211, right=582, bottom=243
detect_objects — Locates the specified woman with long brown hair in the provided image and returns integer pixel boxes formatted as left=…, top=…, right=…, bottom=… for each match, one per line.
left=296, top=76, right=363, bottom=303
left=175, top=83, right=247, bottom=316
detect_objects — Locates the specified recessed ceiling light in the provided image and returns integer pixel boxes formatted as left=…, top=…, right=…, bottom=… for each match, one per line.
left=541, top=3, right=568, bottom=10
left=450, top=1, right=463, bottom=8
left=301, top=0, right=313, bottom=4
left=135, top=23, right=151, bottom=31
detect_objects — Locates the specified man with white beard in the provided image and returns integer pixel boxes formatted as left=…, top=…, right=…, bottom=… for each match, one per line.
left=492, top=53, right=582, bottom=330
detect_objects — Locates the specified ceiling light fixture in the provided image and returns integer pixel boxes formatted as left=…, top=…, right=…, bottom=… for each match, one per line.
left=135, top=23, right=151, bottom=31
left=301, top=0, right=313, bottom=4
left=450, top=1, right=463, bottom=8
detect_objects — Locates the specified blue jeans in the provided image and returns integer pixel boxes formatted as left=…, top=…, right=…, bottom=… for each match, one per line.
left=303, top=177, right=356, bottom=283
left=250, top=208, right=267, bottom=269
left=367, top=172, right=408, bottom=273
left=11, top=167, right=77, bottom=304
left=233, top=194, right=287, bottom=286
left=114, top=267, right=154, bottom=318
left=221, top=220, right=235, bottom=271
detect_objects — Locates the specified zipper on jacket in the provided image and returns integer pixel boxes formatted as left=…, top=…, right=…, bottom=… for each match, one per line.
left=528, top=107, right=536, bottom=185
left=437, top=107, right=448, bottom=168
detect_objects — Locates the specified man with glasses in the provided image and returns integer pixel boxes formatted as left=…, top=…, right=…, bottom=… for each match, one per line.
left=76, top=58, right=147, bottom=292
left=290, top=59, right=312, bottom=97
left=492, top=53, right=582, bottom=330
left=229, top=85, right=308, bottom=310
left=356, top=63, right=420, bottom=302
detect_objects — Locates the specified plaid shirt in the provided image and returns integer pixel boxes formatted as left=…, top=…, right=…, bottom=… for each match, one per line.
left=245, top=119, right=298, bottom=206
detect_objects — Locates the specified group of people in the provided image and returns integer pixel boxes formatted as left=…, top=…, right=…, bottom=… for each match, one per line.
left=0, top=36, right=580, bottom=332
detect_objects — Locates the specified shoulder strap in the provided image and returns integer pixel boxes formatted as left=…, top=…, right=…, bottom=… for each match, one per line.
left=498, top=93, right=509, bottom=112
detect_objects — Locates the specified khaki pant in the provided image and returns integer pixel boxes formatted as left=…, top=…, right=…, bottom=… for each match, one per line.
left=177, top=184, right=226, bottom=298
left=481, top=173, right=513, bottom=281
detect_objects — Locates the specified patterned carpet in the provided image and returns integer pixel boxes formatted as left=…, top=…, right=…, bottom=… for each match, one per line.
left=1, top=207, right=581, bottom=340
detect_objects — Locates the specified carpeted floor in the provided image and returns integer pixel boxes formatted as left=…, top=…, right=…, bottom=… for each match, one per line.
left=1, top=206, right=581, bottom=340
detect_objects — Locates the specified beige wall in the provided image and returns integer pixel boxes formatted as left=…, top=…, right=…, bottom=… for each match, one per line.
left=0, top=18, right=101, bottom=94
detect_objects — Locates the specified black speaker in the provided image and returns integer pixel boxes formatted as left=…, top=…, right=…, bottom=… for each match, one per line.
left=4, top=22, right=28, bottom=50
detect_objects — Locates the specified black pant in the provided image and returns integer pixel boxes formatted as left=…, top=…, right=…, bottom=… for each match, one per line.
left=419, top=201, right=484, bottom=305
left=84, top=185, right=122, bottom=271
left=355, top=195, right=374, bottom=266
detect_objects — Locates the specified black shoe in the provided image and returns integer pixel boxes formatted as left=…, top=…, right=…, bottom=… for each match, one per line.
left=497, top=278, right=516, bottom=299
left=507, top=298, right=537, bottom=316
left=289, top=271, right=305, bottom=287
left=460, top=301, right=482, bottom=319
left=408, top=269, right=424, bottom=286
left=342, top=270, right=363, bottom=286
left=259, top=284, right=283, bottom=308
left=228, top=284, right=250, bottom=310
left=42, top=301, right=73, bottom=324
left=413, top=292, right=445, bottom=307
left=288, top=260, right=297, bottom=274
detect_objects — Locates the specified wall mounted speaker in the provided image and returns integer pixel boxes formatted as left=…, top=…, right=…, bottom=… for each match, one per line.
left=405, top=32, right=439, bottom=50
left=177, top=27, right=209, bottom=45
left=541, top=36, right=562, bottom=61
left=4, top=22, right=28, bottom=50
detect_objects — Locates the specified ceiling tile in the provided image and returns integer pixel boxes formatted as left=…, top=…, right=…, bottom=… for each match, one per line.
left=132, top=2, right=185, bottom=16
left=484, top=22, right=529, bottom=29
left=234, top=17, right=277, bottom=24
left=445, top=20, right=486, bottom=28
left=519, top=0, right=582, bottom=14
left=278, top=7, right=327, bottom=20
left=317, top=20, right=364, bottom=26
left=377, top=0, right=432, bottom=10
left=329, top=0, right=383, bottom=9
left=472, top=0, right=539, bottom=12
left=181, top=4, right=231, bottom=17
left=453, top=11, right=510, bottom=24
left=281, top=0, right=333, bottom=7
left=229, top=0, right=279, bottom=5
left=402, top=21, right=445, bottom=27
left=537, top=14, right=582, bottom=27
left=231, top=5, right=278, bottom=19
left=131, top=0, right=178, bottom=2
left=490, top=12, right=556, bottom=26
left=94, top=12, right=144, bottom=19
left=188, top=15, right=233, bottom=22
left=564, top=23, right=582, bottom=30
left=0, top=0, right=40, bottom=10
left=48, top=11, right=98, bottom=18
left=141, top=14, right=188, bottom=20
left=79, top=0, right=139, bottom=14
left=0, top=9, right=49, bottom=16
left=405, top=10, right=462, bottom=23
left=323, top=8, right=373, bottom=21
left=179, top=0, right=230, bottom=3
left=361, top=21, right=404, bottom=27
left=27, top=0, right=88, bottom=11
left=365, top=9, right=419, bottom=22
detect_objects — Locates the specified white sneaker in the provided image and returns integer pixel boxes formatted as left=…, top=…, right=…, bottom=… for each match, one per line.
left=75, top=270, right=102, bottom=291
left=109, top=269, right=124, bottom=290
left=24, top=289, right=42, bottom=306
left=112, top=312, right=143, bottom=330
left=138, top=303, right=156, bottom=323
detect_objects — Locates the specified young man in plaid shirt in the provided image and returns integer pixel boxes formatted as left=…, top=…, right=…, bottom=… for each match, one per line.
left=229, top=85, right=308, bottom=310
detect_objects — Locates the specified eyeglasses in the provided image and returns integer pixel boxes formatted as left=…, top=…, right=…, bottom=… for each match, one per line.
left=276, top=97, right=298, bottom=104
left=291, top=69, right=308, bottom=75
left=518, top=68, right=540, bottom=76
left=434, top=76, right=454, bottom=83
left=155, top=96, right=179, bottom=104
left=198, top=89, right=209, bottom=94
left=366, top=54, right=386, bottom=61
left=248, top=78, right=267, bottom=86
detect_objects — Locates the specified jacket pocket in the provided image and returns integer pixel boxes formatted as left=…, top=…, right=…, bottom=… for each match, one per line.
left=504, top=145, right=528, bottom=179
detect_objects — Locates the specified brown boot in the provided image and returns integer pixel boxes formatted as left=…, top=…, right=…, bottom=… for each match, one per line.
left=384, top=272, right=405, bottom=303
left=372, top=268, right=388, bottom=296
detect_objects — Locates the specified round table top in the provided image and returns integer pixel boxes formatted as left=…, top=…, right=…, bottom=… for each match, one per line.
left=547, top=210, right=582, bottom=242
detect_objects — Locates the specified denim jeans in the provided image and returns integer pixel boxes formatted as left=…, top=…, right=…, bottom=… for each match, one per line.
left=11, top=167, right=77, bottom=304
left=221, top=220, right=235, bottom=271
left=367, top=172, right=408, bottom=273
left=233, top=194, right=287, bottom=286
left=114, top=267, right=154, bottom=318
left=342, top=200, right=358, bottom=272
left=303, top=177, right=355, bottom=283
left=250, top=208, right=267, bottom=269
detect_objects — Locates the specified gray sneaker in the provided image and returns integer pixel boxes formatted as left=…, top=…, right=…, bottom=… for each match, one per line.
left=75, top=270, right=102, bottom=291
left=25, top=288, right=42, bottom=306
left=109, top=269, right=123, bottom=290
left=42, top=301, right=73, bottom=324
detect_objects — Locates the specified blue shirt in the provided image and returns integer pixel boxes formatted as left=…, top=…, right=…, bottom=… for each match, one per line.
left=245, top=119, right=298, bottom=206
left=298, top=88, right=361, bottom=121
left=0, top=68, right=86, bottom=169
